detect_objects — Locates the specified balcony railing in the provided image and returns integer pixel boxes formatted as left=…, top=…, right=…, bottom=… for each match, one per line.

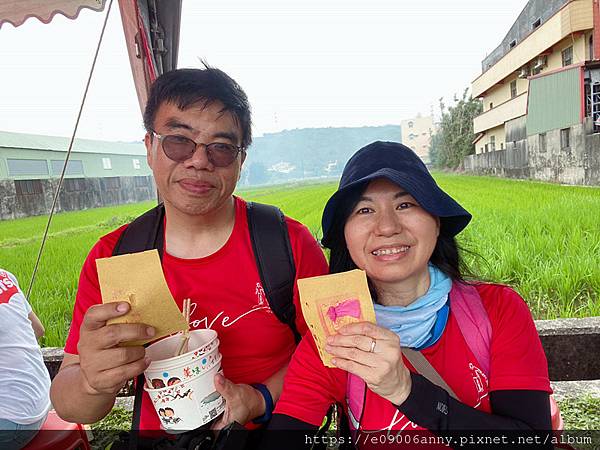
left=473, top=93, right=528, bottom=134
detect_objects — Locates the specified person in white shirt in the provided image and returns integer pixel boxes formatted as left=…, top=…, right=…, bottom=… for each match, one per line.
left=0, top=269, right=51, bottom=449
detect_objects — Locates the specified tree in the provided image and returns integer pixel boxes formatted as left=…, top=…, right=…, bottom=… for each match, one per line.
left=429, top=88, right=482, bottom=169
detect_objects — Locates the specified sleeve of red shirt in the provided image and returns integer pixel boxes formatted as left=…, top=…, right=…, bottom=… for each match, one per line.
left=274, top=332, right=346, bottom=426
left=285, top=217, right=329, bottom=336
left=480, top=284, right=552, bottom=393
left=63, top=226, right=127, bottom=355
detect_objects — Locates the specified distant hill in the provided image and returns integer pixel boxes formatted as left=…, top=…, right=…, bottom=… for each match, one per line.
left=240, top=125, right=402, bottom=186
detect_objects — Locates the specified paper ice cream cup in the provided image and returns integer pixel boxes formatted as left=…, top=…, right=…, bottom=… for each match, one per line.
left=146, top=329, right=218, bottom=368
left=144, top=356, right=225, bottom=433
left=145, top=346, right=221, bottom=389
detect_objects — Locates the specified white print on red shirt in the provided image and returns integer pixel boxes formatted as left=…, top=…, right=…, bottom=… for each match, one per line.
left=381, top=410, right=420, bottom=432
left=469, top=362, right=489, bottom=408
left=255, top=283, right=267, bottom=307
left=187, top=300, right=271, bottom=330
left=0, top=271, right=18, bottom=305
left=359, top=361, right=490, bottom=433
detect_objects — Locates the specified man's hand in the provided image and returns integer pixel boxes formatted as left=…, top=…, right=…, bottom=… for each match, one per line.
left=77, top=302, right=155, bottom=395
left=211, top=373, right=265, bottom=430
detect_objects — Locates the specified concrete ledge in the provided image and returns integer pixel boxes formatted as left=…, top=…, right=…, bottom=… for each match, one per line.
left=115, top=396, right=134, bottom=411
left=41, top=347, right=64, bottom=381
left=551, top=380, right=600, bottom=401
left=535, top=317, right=600, bottom=381
left=43, top=316, right=600, bottom=383
left=108, top=380, right=600, bottom=413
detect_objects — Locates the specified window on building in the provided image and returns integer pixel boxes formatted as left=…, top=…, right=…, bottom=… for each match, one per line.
left=102, top=177, right=121, bottom=190
left=63, top=178, right=87, bottom=192
left=509, top=40, right=517, bottom=49
left=500, top=142, right=504, bottom=150
left=489, top=136, right=496, bottom=152
left=7, top=159, right=49, bottom=177
left=562, top=46, right=573, bottom=67
left=539, top=133, right=547, bottom=153
left=408, top=121, right=414, bottom=128
left=132, top=159, right=141, bottom=170
left=134, top=176, right=149, bottom=187
left=589, top=80, right=600, bottom=133
left=51, top=159, right=84, bottom=176
left=560, top=128, right=570, bottom=149
left=532, top=18, right=541, bottom=30
left=510, top=80, right=518, bottom=99
left=14, top=179, right=43, bottom=195
left=102, top=157, right=112, bottom=170
left=489, top=102, right=493, bottom=110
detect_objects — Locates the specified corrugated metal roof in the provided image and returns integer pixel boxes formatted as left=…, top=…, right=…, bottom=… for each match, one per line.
left=0, top=130, right=146, bottom=156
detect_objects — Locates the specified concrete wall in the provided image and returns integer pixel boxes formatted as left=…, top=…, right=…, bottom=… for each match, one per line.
left=464, top=145, right=530, bottom=179
left=0, top=175, right=157, bottom=220
left=464, top=121, right=600, bottom=185
left=506, top=115, right=528, bottom=143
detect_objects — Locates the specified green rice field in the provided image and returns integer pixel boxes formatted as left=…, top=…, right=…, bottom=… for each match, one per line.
left=1, top=173, right=599, bottom=348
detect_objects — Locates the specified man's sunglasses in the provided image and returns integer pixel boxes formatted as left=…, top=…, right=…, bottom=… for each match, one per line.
left=152, top=132, right=245, bottom=167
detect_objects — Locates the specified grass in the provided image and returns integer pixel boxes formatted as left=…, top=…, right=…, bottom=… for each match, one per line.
left=90, top=407, right=131, bottom=450
left=558, top=396, right=600, bottom=430
left=0, top=201, right=156, bottom=347
left=1, top=174, right=599, bottom=347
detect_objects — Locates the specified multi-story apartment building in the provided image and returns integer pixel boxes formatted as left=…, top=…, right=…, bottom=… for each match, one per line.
left=400, top=115, right=435, bottom=164
left=468, top=0, right=600, bottom=184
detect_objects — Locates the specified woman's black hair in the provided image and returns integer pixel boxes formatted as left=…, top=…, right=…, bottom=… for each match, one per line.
left=326, top=182, right=472, bottom=283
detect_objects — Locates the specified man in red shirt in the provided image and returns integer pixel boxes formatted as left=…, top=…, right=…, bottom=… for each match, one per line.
left=50, top=67, right=328, bottom=431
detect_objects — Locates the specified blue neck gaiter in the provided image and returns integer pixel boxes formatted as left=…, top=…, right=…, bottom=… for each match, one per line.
left=374, top=265, right=451, bottom=349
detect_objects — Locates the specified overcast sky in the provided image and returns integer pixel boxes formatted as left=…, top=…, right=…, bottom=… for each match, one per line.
left=0, top=0, right=529, bottom=142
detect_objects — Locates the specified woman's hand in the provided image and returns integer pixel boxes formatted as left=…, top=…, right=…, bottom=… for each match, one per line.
left=326, top=321, right=412, bottom=406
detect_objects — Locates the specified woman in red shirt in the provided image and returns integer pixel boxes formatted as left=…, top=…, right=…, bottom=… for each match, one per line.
left=266, top=141, right=552, bottom=449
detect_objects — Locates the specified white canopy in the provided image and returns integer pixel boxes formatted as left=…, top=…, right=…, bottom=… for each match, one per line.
left=0, top=0, right=107, bottom=28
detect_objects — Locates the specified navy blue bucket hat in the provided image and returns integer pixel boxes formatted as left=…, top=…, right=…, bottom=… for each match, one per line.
left=321, top=141, right=471, bottom=248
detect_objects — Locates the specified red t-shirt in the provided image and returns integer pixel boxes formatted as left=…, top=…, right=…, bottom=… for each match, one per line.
left=64, top=196, right=328, bottom=430
left=275, top=284, right=551, bottom=447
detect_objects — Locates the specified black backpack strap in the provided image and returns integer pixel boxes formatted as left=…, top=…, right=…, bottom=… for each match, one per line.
left=128, top=373, right=146, bottom=450
left=246, top=202, right=301, bottom=344
left=110, top=204, right=165, bottom=449
left=114, top=201, right=298, bottom=446
left=113, top=203, right=166, bottom=258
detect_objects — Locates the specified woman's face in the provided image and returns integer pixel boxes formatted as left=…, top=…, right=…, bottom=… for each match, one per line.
left=343, top=178, right=439, bottom=289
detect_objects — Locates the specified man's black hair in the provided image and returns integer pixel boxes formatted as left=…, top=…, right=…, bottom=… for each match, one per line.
left=143, top=66, right=252, bottom=149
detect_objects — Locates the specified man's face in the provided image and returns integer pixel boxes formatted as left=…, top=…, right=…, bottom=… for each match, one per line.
left=145, top=101, right=245, bottom=217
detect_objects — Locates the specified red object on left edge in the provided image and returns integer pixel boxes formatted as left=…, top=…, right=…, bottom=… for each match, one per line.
left=23, top=410, right=92, bottom=450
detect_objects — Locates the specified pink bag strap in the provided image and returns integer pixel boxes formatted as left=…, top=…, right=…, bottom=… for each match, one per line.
left=450, top=281, right=492, bottom=376
left=346, top=282, right=563, bottom=433
left=346, top=372, right=365, bottom=431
